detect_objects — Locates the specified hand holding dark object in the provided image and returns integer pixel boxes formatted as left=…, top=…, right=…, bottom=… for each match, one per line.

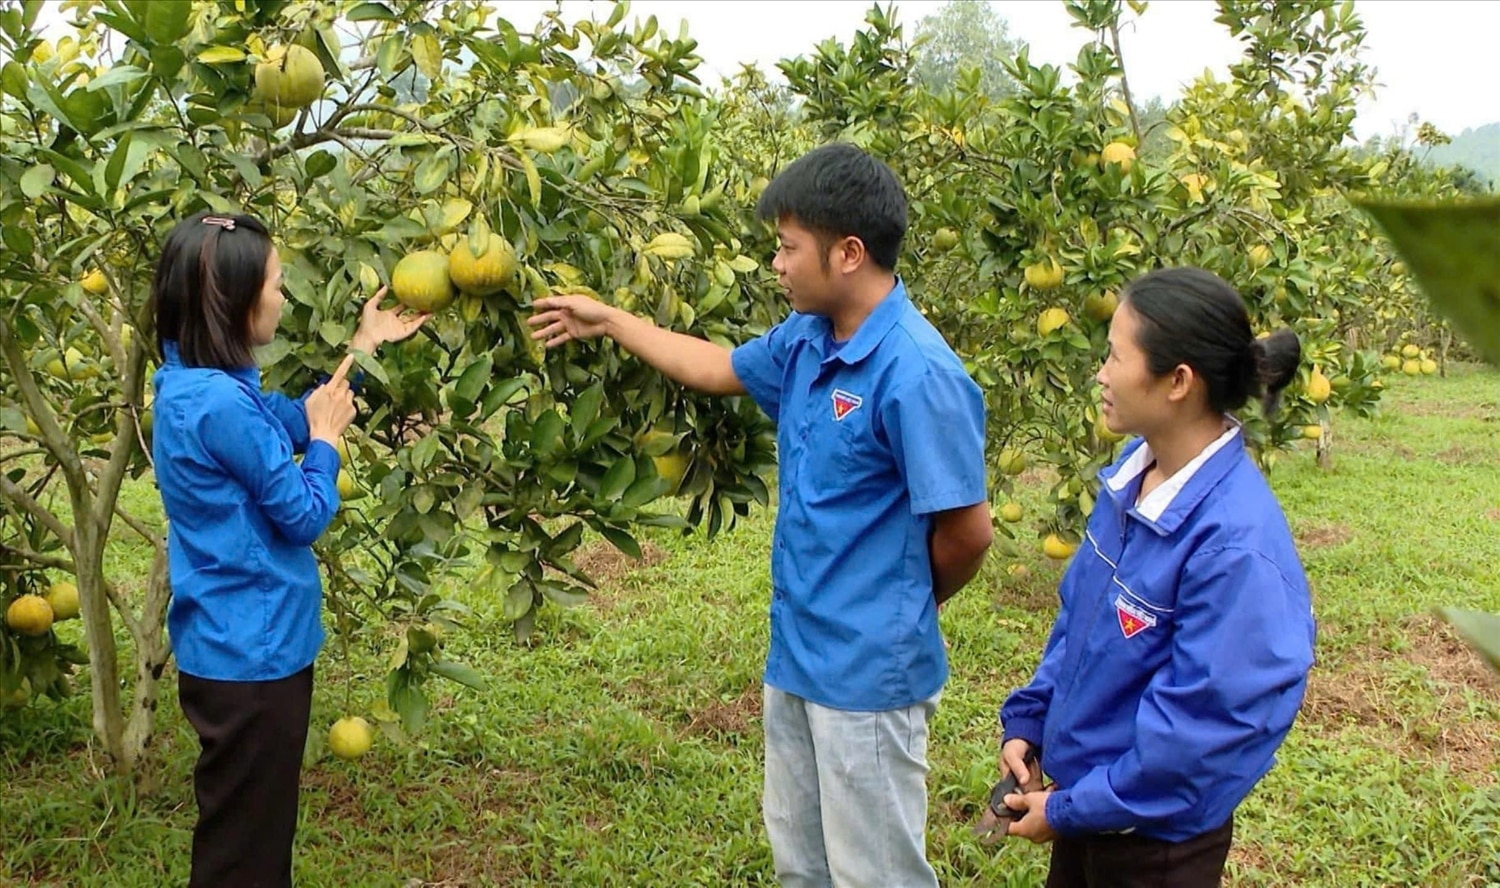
left=972, top=742, right=1039, bottom=844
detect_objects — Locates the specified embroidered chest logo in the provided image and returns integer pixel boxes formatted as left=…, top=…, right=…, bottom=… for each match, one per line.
left=1114, top=594, right=1158, bottom=639
left=831, top=389, right=864, bottom=421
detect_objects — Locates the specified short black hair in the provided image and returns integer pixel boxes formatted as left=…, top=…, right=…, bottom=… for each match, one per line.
left=755, top=143, right=908, bottom=271
left=151, top=211, right=273, bottom=370
left=1122, top=267, right=1301, bottom=416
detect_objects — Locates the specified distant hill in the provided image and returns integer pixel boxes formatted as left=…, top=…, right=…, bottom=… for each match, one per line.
left=1423, top=123, right=1500, bottom=190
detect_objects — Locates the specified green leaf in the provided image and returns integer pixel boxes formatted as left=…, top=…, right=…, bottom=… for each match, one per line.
left=143, top=0, right=191, bottom=44
left=519, top=151, right=542, bottom=208
left=570, top=382, right=605, bottom=436
left=20, top=163, right=54, bottom=199
left=599, top=455, right=636, bottom=500
left=196, top=45, right=247, bottom=65
left=541, top=582, right=589, bottom=608
left=413, top=152, right=452, bottom=195
left=1435, top=607, right=1500, bottom=674
left=621, top=475, right=665, bottom=509
left=1, top=61, right=27, bottom=100
left=429, top=659, right=489, bottom=691
left=1356, top=197, right=1500, bottom=363
left=530, top=409, right=565, bottom=457
left=479, top=376, right=526, bottom=420
left=305, top=149, right=337, bottom=180
left=502, top=579, right=533, bottom=621
left=318, top=319, right=346, bottom=346
left=410, top=32, right=442, bottom=81
left=599, top=525, right=642, bottom=560
left=2, top=222, right=34, bottom=256
left=84, top=65, right=148, bottom=92
left=451, top=354, right=492, bottom=414
left=348, top=1, right=398, bottom=22
left=386, top=667, right=429, bottom=734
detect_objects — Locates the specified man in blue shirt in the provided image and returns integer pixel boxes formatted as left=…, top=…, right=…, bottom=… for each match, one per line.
left=530, top=143, right=992, bottom=887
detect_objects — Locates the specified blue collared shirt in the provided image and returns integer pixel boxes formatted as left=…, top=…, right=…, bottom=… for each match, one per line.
left=152, top=342, right=340, bottom=681
left=731, top=279, right=988, bottom=711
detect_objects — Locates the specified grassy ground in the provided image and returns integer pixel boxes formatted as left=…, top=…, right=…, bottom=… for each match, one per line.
left=3, top=366, right=1498, bottom=887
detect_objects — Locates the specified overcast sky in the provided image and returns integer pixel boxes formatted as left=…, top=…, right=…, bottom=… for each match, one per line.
left=497, top=0, right=1495, bottom=142
left=27, top=0, right=1494, bottom=141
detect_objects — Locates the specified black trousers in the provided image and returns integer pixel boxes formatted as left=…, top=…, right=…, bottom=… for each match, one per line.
left=1046, top=816, right=1234, bottom=888
left=178, top=665, right=314, bottom=888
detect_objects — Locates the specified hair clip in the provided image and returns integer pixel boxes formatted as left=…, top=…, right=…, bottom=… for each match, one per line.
left=203, top=216, right=237, bottom=231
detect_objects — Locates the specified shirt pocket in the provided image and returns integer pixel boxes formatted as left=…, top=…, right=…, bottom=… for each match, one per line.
left=805, top=403, right=884, bottom=495
left=1086, top=573, right=1175, bottom=662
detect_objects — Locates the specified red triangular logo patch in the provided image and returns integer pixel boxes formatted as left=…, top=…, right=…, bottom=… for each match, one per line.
left=1114, top=595, right=1157, bottom=639
left=832, top=389, right=863, bottom=421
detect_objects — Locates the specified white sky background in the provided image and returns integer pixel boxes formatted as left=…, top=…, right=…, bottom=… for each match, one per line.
left=27, top=0, right=1496, bottom=141
left=493, top=0, right=1496, bottom=142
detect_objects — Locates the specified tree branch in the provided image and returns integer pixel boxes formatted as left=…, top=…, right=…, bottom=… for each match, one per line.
left=113, top=505, right=163, bottom=548
left=0, top=474, right=74, bottom=551
left=0, top=543, right=75, bottom=573
left=1107, top=19, right=1142, bottom=147
left=0, top=315, right=86, bottom=495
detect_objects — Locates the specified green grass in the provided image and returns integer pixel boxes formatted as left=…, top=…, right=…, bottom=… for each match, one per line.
left=4, top=366, right=1499, bottom=887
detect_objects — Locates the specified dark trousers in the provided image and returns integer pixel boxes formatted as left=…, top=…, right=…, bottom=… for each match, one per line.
left=1046, top=816, right=1234, bottom=888
left=178, top=665, right=314, bottom=888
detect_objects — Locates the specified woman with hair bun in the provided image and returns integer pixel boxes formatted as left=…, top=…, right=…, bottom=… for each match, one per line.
left=995, top=267, right=1316, bottom=887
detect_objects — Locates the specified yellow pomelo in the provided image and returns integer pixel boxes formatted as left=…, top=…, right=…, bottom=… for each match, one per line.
left=253, top=44, right=325, bottom=109
left=81, top=269, right=108, bottom=294
left=44, top=581, right=80, bottom=621
left=1037, top=307, right=1070, bottom=338
left=1042, top=533, right=1078, bottom=561
left=5, top=594, right=54, bottom=636
left=328, top=716, right=374, bottom=760
left=1024, top=258, right=1064, bottom=291
left=448, top=234, right=518, bottom=296
left=1101, top=141, right=1136, bottom=171
left=391, top=251, right=456, bottom=313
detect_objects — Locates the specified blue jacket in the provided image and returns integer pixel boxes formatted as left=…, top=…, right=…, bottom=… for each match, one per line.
left=153, top=342, right=340, bottom=681
left=1002, top=428, right=1315, bottom=841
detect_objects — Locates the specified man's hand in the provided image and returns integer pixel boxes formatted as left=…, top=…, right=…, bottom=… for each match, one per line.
left=1004, top=788, right=1058, bottom=844
left=528, top=294, right=618, bottom=347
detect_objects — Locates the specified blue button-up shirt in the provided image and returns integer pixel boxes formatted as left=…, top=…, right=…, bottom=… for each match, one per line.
left=731, top=280, right=988, bottom=711
left=153, top=341, right=340, bottom=681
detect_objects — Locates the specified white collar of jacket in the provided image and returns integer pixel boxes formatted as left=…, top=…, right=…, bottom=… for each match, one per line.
left=1102, top=418, right=1243, bottom=529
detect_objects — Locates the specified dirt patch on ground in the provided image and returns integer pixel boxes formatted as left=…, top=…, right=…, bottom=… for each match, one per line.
left=1398, top=397, right=1500, bottom=421
left=570, top=540, right=669, bottom=611
left=1294, top=521, right=1353, bottom=550
left=682, top=682, right=762, bottom=741
left=1435, top=445, right=1485, bottom=466
left=573, top=540, right=668, bottom=586
left=1486, top=508, right=1500, bottom=523
left=1300, top=615, right=1499, bottom=780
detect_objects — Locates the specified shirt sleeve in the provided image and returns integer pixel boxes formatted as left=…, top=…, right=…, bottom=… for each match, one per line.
left=880, top=367, right=988, bottom=515
left=1000, top=593, right=1071, bottom=750
left=1044, top=546, right=1316, bottom=836
left=730, top=320, right=797, bottom=423
left=263, top=392, right=312, bottom=452
left=201, top=386, right=342, bottom=547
